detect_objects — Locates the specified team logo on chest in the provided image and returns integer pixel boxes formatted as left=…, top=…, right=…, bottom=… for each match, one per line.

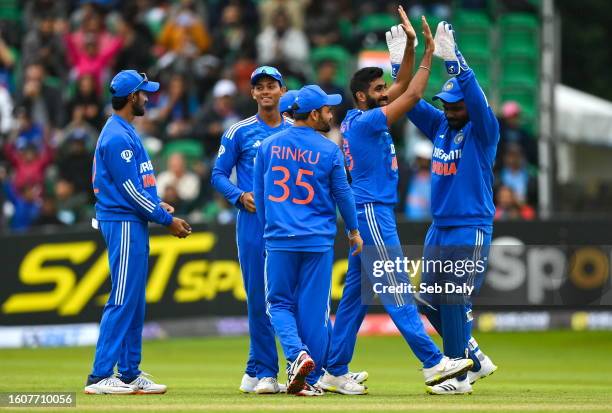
left=454, top=131, right=464, bottom=144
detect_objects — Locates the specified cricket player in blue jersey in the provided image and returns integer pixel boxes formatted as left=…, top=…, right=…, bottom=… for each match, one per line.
left=407, top=22, right=500, bottom=395
left=253, top=85, right=364, bottom=396
left=211, top=66, right=293, bottom=394
left=85, top=70, right=192, bottom=395
left=279, top=89, right=298, bottom=118
left=321, top=15, right=473, bottom=395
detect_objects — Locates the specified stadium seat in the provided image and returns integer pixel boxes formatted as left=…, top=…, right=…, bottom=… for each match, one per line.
left=501, top=50, right=538, bottom=85
left=161, top=139, right=204, bottom=162
left=0, top=0, right=20, bottom=21
left=453, top=10, right=492, bottom=52
left=311, top=45, right=352, bottom=86
left=358, top=13, right=398, bottom=34
left=499, top=13, right=539, bottom=53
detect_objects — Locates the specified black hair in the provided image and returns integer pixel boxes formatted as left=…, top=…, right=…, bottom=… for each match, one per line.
left=292, top=112, right=310, bottom=121
left=111, top=94, right=129, bottom=110
left=350, top=67, right=383, bottom=101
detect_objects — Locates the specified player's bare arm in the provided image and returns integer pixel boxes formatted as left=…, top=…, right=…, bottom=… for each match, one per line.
left=383, top=16, right=434, bottom=126
left=387, top=5, right=417, bottom=103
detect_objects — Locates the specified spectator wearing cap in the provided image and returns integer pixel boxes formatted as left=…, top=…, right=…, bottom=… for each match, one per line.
left=192, top=78, right=241, bottom=159
left=497, top=100, right=538, bottom=168
left=403, top=139, right=433, bottom=220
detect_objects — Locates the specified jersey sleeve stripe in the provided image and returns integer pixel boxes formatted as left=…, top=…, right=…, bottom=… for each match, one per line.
left=225, top=116, right=257, bottom=139
left=123, top=180, right=155, bottom=212
left=125, top=180, right=156, bottom=211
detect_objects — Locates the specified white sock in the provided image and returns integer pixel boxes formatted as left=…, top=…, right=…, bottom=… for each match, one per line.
left=469, top=337, right=485, bottom=361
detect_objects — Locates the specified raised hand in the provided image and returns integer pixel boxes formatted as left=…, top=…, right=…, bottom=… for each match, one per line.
left=398, top=5, right=416, bottom=42
left=422, top=16, right=435, bottom=55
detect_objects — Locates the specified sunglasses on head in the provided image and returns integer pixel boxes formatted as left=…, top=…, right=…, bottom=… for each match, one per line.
left=128, top=72, right=148, bottom=95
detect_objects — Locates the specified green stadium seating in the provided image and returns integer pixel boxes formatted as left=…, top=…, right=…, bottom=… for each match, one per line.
left=161, top=139, right=203, bottom=162
left=453, top=10, right=492, bottom=52
left=501, top=51, right=538, bottom=84
left=358, top=13, right=397, bottom=33
left=499, top=13, right=539, bottom=53
left=310, top=45, right=352, bottom=86
left=0, top=0, right=19, bottom=21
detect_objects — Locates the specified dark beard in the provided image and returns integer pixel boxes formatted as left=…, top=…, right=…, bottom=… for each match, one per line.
left=366, top=95, right=388, bottom=110
left=316, top=122, right=331, bottom=133
left=132, top=103, right=145, bottom=116
left=365, top=95, right=379, bottom=109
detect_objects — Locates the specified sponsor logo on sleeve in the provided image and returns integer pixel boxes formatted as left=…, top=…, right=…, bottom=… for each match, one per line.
left=121, top=150, right=133, bottom=163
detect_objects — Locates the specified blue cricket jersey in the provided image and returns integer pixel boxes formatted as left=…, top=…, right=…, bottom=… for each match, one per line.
left=253, top=126, right=359, bottom=252
left=407, top=69, right=499, bottom=227
left=211, top=114, right=293, bottom=209
left=93, top=114, right=173, bottom=226
left=341, top=107, right=398, bottom=205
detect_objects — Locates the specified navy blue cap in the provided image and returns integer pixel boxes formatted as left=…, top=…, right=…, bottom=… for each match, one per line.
left=250, top=66, right=284, bottom=86
left=110, top=70, right=159, bottom=97
left=293, top=85, right=342, bottom=114
left=279, top=90, right=298, bottom=113
left=433, top=77, right=464, bottom=103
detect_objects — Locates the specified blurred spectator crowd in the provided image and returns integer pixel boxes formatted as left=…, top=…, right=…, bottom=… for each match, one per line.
left=0, top=0, right=539, bottom=233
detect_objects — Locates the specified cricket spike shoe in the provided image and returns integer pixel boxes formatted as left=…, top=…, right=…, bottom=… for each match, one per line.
left=317, top=372, right=368, bottom=395
left=349, top=370, right=369, bottom=384
left=239, top=374, right=259, bottom=393
left=84, top=375, right=136, bottom=395
left=254, top=377, right=281, bottom=394
left=467, top=355, right=498, bottom=384
left=295, top=383, right=325, bottom=397
left=127, top=372, right=167, bottom=394
left=423, top=356, right=474, bottom=386
left=426, top=378, right=473, bottom=395
left=286, top=351, right=315, bottom=395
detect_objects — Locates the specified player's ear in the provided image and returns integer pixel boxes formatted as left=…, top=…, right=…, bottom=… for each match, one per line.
left=355, top=90, right=366, bottom=104
left=250, top=88, right=257, bottom=101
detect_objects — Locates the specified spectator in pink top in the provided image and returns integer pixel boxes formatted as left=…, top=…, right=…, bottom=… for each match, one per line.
left=64, top=12, right=123, bottom=90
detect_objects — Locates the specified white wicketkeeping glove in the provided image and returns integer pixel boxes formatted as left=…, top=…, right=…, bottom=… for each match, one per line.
left=433, top=21, right=469, bottom=75
left=386, top=24, right=417, bottom=79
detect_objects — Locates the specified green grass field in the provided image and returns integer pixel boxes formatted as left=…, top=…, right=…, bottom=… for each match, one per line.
left=2, top=331, right=612, bottom=412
